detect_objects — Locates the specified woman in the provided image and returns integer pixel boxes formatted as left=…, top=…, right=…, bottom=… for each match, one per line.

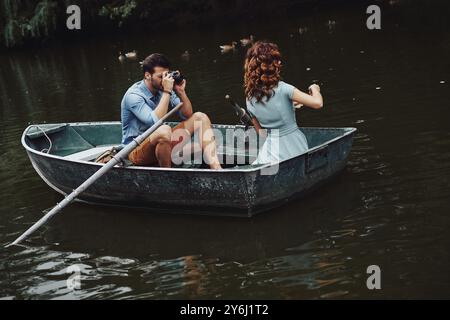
left=244, top=41, right=323, bottom=164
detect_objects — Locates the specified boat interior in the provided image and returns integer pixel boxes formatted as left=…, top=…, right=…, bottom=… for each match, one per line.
left=23, top=122, right=351, bottom=169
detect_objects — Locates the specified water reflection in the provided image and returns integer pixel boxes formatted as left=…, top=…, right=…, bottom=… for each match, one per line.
left=1, top=0, right=450, bottom=299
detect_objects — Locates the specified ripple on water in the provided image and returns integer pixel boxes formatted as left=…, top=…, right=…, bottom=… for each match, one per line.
left=1, top=0, right=450, bottom=299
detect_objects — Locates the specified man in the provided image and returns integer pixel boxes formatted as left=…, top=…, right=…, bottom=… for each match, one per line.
left=121, top=53, right=222, bottom=169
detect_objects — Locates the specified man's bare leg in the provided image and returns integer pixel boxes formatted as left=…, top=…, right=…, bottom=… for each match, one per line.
left=155, top=140, right=172, bottom=167
left=172, top=112, right=222, bottom=169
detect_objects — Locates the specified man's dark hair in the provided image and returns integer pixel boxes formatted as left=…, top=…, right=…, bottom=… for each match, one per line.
left=142, top=53, right=171, bottom=75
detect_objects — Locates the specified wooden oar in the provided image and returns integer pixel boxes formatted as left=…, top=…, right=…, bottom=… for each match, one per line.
left=6, top=103, right=183, bottom=247
left=225, top=94, right=253, bottom=127
left=225, top=95, right=263, bottom=134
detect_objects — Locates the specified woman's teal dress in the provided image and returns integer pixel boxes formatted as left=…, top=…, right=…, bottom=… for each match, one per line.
left=247, top=81, right=309, bottom=164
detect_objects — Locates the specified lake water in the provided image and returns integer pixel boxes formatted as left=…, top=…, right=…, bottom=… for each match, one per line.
left=1, top=1, right=450, bottom=299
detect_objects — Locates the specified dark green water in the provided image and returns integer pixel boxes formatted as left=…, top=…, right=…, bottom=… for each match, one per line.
left=1, top=1, right=450, bottom=299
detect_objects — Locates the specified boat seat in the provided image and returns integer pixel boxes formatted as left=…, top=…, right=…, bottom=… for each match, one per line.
left=217, top=145, right=245, bottom=157
left=64, top=145, right=119, bottom=162
left=64, top=144, right=259, bottom=166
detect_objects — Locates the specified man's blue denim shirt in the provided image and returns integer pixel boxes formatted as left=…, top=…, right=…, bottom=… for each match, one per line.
left=121, top=80, right=185, bottom=145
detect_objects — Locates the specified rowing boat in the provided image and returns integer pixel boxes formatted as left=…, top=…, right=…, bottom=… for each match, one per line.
left=21, top=122, right=356, bottom=217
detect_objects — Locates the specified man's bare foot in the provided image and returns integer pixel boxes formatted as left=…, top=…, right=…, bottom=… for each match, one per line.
left=210, top=162, right=222, bottom=170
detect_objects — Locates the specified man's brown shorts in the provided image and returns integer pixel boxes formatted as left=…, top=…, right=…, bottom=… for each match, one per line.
left=128, top=122, right=186, bottom=166
left=128, top=135, right=159, bottom=166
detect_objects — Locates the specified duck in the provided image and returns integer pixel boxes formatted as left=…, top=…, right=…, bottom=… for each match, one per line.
left=118, top=52, right=126, bottom=62
left=388, top=0, right=401, bottom=5
left=240, top=35, right=254, bottom=46
left=298, top=27, right=308, bottom=35
left=125, top=50, right=138, bottom=60
left=181, top=50, right=190, bottom=60
left=327, top=20, right=336, bottom=29
left=220, top=41, right=237, bottom=53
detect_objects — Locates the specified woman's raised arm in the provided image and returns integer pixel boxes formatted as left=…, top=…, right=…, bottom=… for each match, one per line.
left=292, top=84, right=323, bottom=109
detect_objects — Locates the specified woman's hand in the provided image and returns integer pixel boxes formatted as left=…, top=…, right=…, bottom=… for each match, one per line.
left=293, top=101, right=303, bottom=109
left=292, top=84, right=323, bottom=109
left=308, top=84, right=321, bottom=95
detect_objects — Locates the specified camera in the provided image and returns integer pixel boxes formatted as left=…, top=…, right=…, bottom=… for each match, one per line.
left=167, top=71, right=185, bottom=85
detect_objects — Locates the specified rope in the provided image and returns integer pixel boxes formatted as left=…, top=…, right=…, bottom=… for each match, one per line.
left=31, top=125, right=53, bottom=154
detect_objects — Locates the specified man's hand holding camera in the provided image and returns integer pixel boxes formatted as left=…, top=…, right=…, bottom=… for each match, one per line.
left=174, top=78, right=186, bottom=95
left=161, top=70, right=192, bottom=119
left=162, top=71, right=174, bottom=94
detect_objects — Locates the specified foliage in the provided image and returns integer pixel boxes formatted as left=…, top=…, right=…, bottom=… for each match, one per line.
left=0, top=0, right=309, bottom=48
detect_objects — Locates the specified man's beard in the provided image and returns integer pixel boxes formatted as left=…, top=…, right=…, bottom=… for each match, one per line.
left=151, top=79, right=163, bottom=91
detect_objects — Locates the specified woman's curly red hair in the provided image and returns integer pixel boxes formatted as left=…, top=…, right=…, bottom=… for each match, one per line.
left=244, top=41, right=282, bottom=104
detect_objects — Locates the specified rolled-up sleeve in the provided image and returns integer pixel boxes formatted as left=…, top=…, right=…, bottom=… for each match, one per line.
left=170, top=93, right=187, bottom=120
left=127, top=93, right=159, bottom=126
